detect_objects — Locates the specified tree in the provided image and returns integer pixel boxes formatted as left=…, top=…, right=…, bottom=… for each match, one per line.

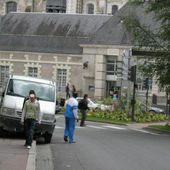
left=124, top=1, right=170, bottom=96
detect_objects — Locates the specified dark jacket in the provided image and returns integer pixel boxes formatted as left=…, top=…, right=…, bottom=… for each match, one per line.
left=78, top=99, right=88, bottom=110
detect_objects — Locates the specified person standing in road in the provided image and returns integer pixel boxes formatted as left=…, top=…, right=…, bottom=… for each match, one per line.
left=21, top=90, right=41, bottom=149
left=79, top=94, right=89, bottom=127
left=64, top=93, right=79, bottom=143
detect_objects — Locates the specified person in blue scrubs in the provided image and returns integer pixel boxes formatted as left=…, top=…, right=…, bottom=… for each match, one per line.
left=64, top=93, right=78, bottom=143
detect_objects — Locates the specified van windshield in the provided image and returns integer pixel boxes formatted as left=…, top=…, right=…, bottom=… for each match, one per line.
left=6, top=79, right=55, bottom=102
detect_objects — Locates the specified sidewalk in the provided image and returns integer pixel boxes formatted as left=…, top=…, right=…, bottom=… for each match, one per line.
left=127, top=121, right=167, bottom=130
left=0, top=139, right=36, bottom=170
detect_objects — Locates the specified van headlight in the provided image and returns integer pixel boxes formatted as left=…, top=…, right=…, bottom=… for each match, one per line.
left=42, top=114, right=55, bottom=122
left=1, top=107, right=15, bottom=116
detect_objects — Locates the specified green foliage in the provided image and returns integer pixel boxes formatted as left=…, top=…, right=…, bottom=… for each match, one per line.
left=102, top=97, right=113, bottom=105
left=149, top=124, right=170, bottom=132
left=134, top=112, right=168, bottom=123
left=88, top=97, right=168, bottom=124
left=88, top=109, right=168, bottom=123
left=88, top=110, right=130, bottom=122
left=125, top=1, right=170, bottom=93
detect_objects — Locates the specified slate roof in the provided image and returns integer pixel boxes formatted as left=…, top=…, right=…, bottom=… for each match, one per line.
left=0, top=13, right=111, bottom=54
left=93, top=2, right=159, bottom=46
left=0, top=2, right=159, bottom=54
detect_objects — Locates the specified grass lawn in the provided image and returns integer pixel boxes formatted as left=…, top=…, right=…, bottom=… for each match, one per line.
left=149, top=124, right=170, bottom=133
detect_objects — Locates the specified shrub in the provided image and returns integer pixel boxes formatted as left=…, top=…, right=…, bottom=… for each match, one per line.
left=88, top=109, right=168, bottom=123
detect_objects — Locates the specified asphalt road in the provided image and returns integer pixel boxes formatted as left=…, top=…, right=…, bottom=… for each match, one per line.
left=36, top=116, right=170, bottom=170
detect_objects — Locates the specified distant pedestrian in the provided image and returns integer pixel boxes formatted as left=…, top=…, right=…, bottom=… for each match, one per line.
left=72, top=85, right=77, bottom=97
left=66, top=83, right=70, bottom=99
left=78, top=94, right=89, bottom=127
left=112, top=94, right=117, bottom=110
left=21, top=90, right=41, bottom=149
left=64, top=93, right=79, bottom=143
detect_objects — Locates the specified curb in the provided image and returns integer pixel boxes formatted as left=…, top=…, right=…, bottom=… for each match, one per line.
left=26, top=141, right=36, bottom=170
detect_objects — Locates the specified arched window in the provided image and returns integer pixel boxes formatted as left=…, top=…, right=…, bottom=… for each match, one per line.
left=112, top=5, right=118, bottom=15
left=6, top=1, right=17, bottom=14
left=87, top=3, right=94, bottom=14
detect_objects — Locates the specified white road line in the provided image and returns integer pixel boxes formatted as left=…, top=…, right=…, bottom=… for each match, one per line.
left=86, top=125, right=107, bottom=129
left=55, top=126, right=64, bottom=129
left=55, top=115, right=63, bottom=119
left=103, top=125, right=126, bottom=130
left=55, top=125, right=126, bottom=130
left=132, top=129, right=160, bottom=135
left=55, top=126, right=86, bottom=129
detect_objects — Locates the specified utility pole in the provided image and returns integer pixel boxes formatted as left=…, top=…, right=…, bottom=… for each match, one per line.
left=144, top=78, right=149, bottom=112
left=131, top=65, right=137, bottom=121
left=128, top=65, right=137, bottom=121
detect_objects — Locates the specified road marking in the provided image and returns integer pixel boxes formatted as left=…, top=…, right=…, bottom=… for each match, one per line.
left=55, top=115, right=63, bottom=119
left=86, top=125, right=106, bottom=129
left=103, top=125, right=126, bottom=130
left=132, top=129, right=160, bottom=135
left=55, top=126, right=87, bottom=129
left=55, top=126, right=64, bottom=129
left=55, top=125, right=126, bottom=130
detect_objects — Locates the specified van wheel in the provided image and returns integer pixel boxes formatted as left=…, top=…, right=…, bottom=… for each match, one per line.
left=44, top=133, right=52, bottom=143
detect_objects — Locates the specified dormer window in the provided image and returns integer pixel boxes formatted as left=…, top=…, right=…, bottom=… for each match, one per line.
left=112, top=5, right=118, bottom=15
left=6, top=1, right=17, bottom=14
left=87, top=3, right=94, bottom=14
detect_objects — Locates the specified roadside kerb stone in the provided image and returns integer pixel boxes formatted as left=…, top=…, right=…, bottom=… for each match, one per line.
left=26, top=140, right=36, bottom=170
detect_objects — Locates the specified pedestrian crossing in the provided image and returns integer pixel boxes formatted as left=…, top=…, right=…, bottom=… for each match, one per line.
left=55, top=124, right=127, bottom=130
left=55, top=124, right=160, bottom=136
left=55, top=115, right=159, bottom=135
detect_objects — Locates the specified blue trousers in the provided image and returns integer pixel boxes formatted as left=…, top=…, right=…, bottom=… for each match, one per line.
left=24, top=119, right=36, bottom=146
left=64, top=117, right=75, bottom=143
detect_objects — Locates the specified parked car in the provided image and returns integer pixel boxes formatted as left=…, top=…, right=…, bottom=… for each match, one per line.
left=76, top=97, right=99, bottom=110
left=140, top=103, right=165, bottom=114
left=149, top=106, right=165, bottom=114
left=76, top=97, right=110, bottom=110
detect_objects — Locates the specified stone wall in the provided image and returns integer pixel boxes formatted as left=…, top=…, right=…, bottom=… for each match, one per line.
left=0, top=51, right=83, bottom=98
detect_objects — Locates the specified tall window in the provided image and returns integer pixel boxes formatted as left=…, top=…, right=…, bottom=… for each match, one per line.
left=112, top=5, right=118, bottom=15
left=46, top=0, right=66, bottom=13
left=6, top=1, right=17, bottom=14
left=28, top=67, right=38, bottom=77
left=0, top=66, right=9, bottom=88
left=76, top=0, right=83, bottom=13
left=57, top=69, right=67, bottom=91
left=107, top=60, right=117, bottom=75
left=87, top=3, right=94, bottom=14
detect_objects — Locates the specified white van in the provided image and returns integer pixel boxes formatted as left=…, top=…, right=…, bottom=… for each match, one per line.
left=0, top=75, right=56, bottom=143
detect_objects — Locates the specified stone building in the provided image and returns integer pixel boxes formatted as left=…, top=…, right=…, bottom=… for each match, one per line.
left=0, top=2, right=166, bottom=103
left=0, top=4, right=133, bottom=99
left=0, top=0, right=127, bottom=15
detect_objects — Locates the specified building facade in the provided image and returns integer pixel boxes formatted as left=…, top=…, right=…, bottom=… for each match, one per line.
left=0, top=2, right=166, bottom=103
left=0, top=9, right=132, bottom=99
left=0, top=0, right=127, bottom=15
